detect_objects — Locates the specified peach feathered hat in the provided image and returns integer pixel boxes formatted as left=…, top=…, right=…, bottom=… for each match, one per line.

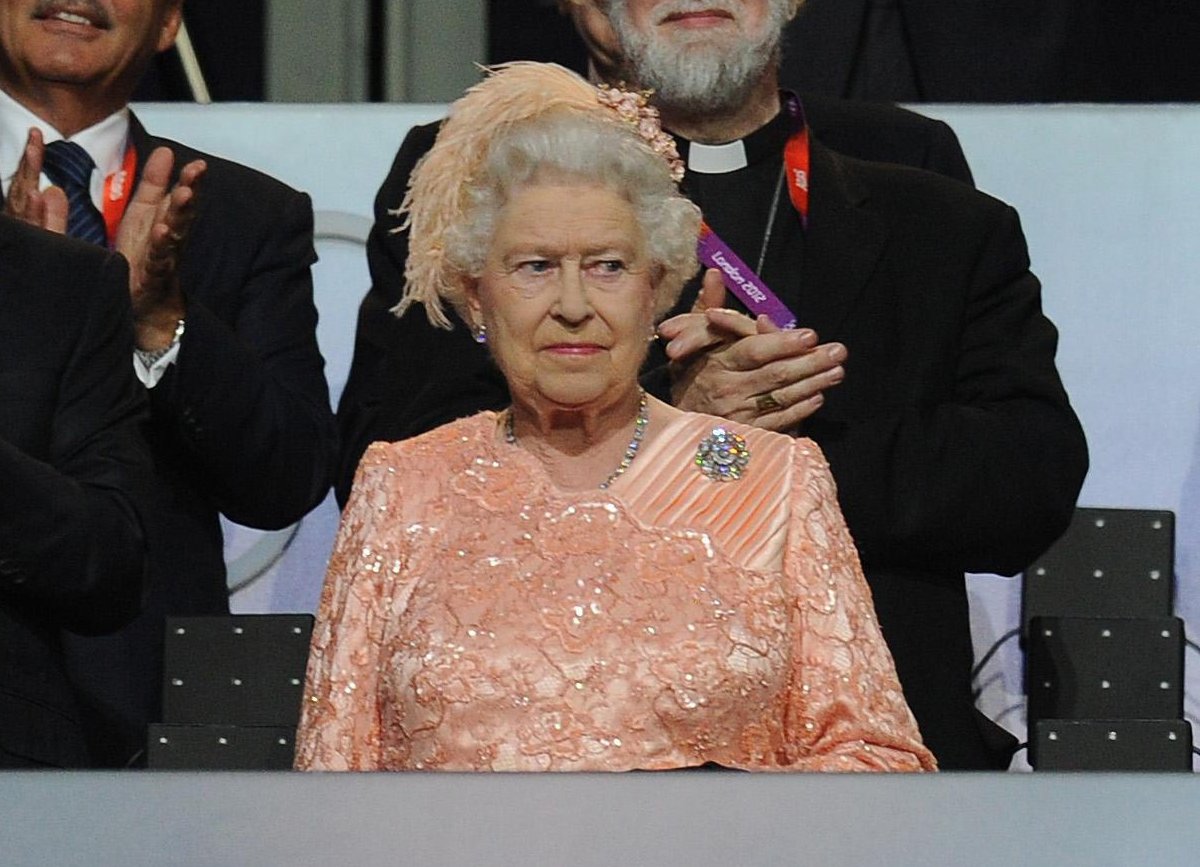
left=392, top=61, right=683, bottom=328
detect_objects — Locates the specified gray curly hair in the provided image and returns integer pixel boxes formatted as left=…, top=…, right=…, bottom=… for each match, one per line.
left=440, top=110, right=700, bottom=321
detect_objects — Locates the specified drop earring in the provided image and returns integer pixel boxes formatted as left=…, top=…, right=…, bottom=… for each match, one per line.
left=472, top=323, right=488, bottom=344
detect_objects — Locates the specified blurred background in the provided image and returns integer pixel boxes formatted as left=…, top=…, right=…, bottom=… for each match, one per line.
left=139, top=0, right=1200, bottom=104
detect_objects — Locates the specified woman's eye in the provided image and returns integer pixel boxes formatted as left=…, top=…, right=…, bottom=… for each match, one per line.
left=593, top=259, right=626, bottom=274
left=517, top=259, right=552, bottom=275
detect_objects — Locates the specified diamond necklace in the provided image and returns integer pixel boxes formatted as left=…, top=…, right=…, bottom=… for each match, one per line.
left=504, top=389, right=649, bottom=490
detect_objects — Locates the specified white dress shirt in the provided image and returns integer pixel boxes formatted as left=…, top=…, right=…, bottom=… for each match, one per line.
left=0, top=87, right=179, bottom=387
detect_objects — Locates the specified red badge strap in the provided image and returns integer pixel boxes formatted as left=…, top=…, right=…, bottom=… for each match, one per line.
left=781, top=92, right=810, bottom=229
left=101, top=143, right=138, bottom=246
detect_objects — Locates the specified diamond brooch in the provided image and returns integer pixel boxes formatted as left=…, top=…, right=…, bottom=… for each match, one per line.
left=694, top=427, right=751, bottom=482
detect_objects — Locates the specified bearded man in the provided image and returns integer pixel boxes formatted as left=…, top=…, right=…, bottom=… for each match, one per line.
left=338, top=0, right=1087, bottom=769
left=0, top=0, right=337, bottom=766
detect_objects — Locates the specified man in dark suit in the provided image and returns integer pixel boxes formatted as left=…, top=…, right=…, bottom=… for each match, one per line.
left=0, top=0, right=336, bottom=766
left=0, top=215, right=151, bottom=768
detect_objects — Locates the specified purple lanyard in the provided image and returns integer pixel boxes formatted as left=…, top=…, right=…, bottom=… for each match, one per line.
left=692, top=94, right=808, bottom=330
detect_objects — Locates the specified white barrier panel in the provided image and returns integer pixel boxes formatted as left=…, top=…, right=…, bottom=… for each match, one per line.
left=6, top=771, right=1200, bottom=866
left=134, top=102, right=1200, bottom=760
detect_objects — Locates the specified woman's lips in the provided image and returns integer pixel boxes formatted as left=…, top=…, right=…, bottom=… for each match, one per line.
left=544, top=343, right=604, bottom=356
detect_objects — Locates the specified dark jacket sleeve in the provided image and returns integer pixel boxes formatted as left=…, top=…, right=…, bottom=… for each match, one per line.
left=335, top=122, right=508, bottom=506
left=0, top=253, right=149, bottom=633
left=807, top=204, right=1088, bottom=577
left=146, top=180, right=336, bottom=530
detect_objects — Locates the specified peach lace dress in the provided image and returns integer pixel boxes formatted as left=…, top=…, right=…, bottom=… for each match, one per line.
left=295, top=411, right=934, bottom=772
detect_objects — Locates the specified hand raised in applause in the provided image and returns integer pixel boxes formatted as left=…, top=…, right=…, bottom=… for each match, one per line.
left=657, top=268, right=848, bottom=432
left=2, top=128, right=68, bottom=233
left=115, top=146, right=206, bottom=351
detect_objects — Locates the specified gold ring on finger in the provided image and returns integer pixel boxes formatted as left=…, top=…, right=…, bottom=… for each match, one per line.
left=755, top=393, right=784, bottom=413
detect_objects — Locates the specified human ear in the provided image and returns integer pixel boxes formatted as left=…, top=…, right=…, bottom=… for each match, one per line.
left=462, top=278, right=486, bottom=330
left=156, top=3, right=184, bottom=53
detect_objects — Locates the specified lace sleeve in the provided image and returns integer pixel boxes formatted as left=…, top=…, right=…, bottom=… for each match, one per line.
left=294, top=447, right=403, bottom=770
left=778, top=440, right=937, bottom=772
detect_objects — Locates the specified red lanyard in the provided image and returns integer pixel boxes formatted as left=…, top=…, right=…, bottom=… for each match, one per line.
left=781, top=92, right=810, bottom=229
left=100, top=143, right=138, bottom=246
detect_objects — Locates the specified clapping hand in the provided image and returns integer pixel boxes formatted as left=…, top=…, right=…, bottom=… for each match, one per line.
left=658, top=268, right=848, bottom=431
left=3, top=128, right=68, bottom=233
left=115, top=146, right=206, bottom=350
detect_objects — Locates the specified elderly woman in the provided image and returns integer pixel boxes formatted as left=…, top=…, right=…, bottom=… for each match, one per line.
left=295, top=63, right=933, bottom=772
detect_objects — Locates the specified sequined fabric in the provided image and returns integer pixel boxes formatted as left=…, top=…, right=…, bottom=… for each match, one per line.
left=295, top=412, right=935, bottom=772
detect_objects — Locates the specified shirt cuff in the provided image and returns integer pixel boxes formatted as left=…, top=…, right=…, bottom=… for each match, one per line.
left=132, top=317, right=185, bottom=388
left=132, top=340, right=181, bottom=388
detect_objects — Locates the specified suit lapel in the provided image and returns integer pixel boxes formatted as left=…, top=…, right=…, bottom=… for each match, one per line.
left=128, top=112, right=154, bottom=186
left=798, top=135, right=889, bottom=339
left=128, top=112, right=186, bottom=187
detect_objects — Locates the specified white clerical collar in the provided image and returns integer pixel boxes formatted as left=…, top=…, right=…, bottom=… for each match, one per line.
left=687, top=139, right=748, bottom=174
left=0, top=86, right=129, bottom=206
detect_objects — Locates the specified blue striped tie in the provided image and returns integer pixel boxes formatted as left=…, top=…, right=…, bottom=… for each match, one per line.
left=42, top=139, right=108, bottom=246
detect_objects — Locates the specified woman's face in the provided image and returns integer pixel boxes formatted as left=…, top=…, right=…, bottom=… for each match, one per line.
left=466, top=181, right=657, bottom=412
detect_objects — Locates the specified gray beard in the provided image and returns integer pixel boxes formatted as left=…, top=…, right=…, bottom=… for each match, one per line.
left=608, top=0, right=790, bottom=117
